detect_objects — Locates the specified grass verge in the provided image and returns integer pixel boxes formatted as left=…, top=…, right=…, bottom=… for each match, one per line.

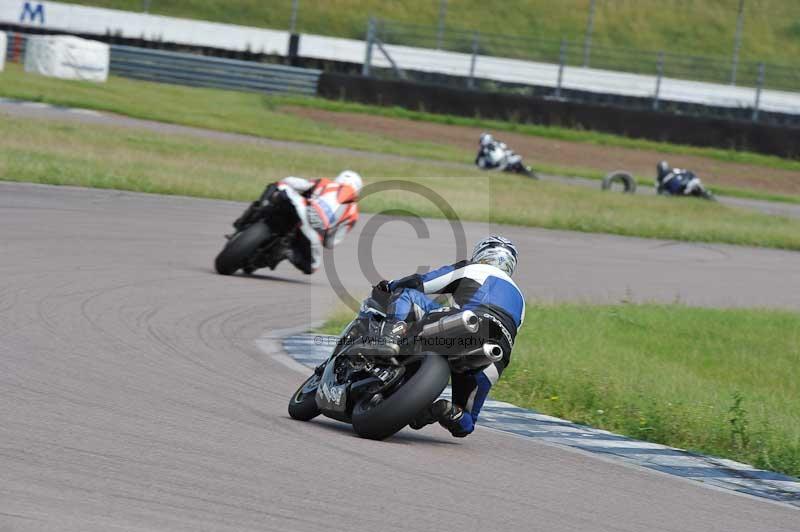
left=317, top=303, right=800, bottom=478
left=1, top=63, right=799, bottom=206
left=0, top=64, right=465, bottom=164
left=271, top=95, right=800, bottom=174
left=2, top=115, right=800, bottom=250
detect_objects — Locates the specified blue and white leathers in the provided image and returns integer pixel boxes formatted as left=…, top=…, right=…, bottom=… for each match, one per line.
left=386, top=260, right=525, bottom=436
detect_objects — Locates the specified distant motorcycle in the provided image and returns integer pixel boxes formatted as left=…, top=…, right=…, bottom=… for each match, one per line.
left=476, top=140, right=538, bottom=179
left=214, top=185, right=304, bottom=275
left=601, top=168, right=715, bottom=200
left=288, top=298, right=504, bottom=440
left=657, top=170, right=716, bottom=201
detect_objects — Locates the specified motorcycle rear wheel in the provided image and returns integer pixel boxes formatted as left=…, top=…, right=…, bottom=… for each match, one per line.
left=700, top=189, right=716, bottom=201
left=214, top=222, right=272, bottom=275
left=520, top=166, right=539, bottom=180
left=351, top=354, right=450, bottom=440
left=507, top=162, right=538, bottom=179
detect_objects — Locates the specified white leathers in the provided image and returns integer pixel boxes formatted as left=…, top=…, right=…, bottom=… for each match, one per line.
left=277, top=176, right=359, bottom=272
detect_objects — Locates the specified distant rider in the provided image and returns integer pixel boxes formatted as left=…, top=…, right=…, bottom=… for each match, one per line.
left=475, top=133, right=509, bottom=170
left=475, top=133, right=535, bottom=178
left=656, top=161, right=704, bottom=196
left=371, top=235, right=525, bottom=438
left=233, top=171, right=362, bottom=274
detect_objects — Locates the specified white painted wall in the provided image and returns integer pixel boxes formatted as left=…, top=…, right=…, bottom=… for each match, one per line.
left=1, top=1, right=288, bottom=55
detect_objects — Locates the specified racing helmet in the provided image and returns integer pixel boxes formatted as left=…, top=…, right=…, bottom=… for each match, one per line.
left=656, top=160, right=671, bottom=181
left=335, top=170, right=363, bottom=195
left=471, top=235, right=518, bottom=277
left=479, top=132, right=494, bottom=147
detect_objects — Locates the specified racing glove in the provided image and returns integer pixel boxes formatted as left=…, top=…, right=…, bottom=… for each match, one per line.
left=370, top=280, right=392, bottom=308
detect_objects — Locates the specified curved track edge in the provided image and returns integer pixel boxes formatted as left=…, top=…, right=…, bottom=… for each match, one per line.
left=278, top=332, right=800, bottom=508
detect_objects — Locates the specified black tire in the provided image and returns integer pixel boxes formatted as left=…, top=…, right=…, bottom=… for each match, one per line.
left=214, top=222, right=272, bottom=275
left=288, top=373, right=321, bottom=421
left=602, top=171, right=637, bottom=194
left=507, top=162, right=538, bottom=180
left=521, top=166, right=539, bottom=180
left=701, top=189, right=717, bottom=202
left=351, top=354, right=451, bottom=440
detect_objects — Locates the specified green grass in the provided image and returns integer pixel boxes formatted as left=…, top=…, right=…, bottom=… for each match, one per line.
left=0, top=65, right=465, bottom=164
left=318, top=303, right=800, bottom=477
left=69, top=0, right=800, bottom=67
left=1, top=64, right=798, bottom=205
left=2, top=113, right=800, bottom=251
left=0, top=116, right=465, bottom=201
left=272, top=95, right=800, bottom=175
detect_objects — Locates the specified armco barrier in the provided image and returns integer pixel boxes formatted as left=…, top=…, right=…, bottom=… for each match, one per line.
left=109, top=45, right=320, bottom=95
left=4, top=34, right=321, bottom=96
left=318, top=72, right=800, bottom=159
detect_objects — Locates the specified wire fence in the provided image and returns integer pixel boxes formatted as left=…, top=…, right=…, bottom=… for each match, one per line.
left=128, top=0, right=800, bottom=92
left=372, top=19, right=799, bottom=93
left=42, top=2, right=800, bottom=93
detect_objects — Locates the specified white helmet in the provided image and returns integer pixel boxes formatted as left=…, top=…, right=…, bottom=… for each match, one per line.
left=479, top=132, right=494, bottom=147
left=335, top=170, right=363, bottom=195
left=471, top=235, right=518, bottom=276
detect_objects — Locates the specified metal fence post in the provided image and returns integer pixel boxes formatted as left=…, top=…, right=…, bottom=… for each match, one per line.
left=556, top=39, right=566, bottom=98
left=653, top=51, right=664, bottom=110
left=467, top=32, right=479, bottom=89
left=583, top=0, right=596, bottom=67
left=436, top=0, right=447, bottom=49
left=752, top=62, right=765, bottom=121
left=362, top=17, right=375, bottom=76
left=142, top=0, right=151, bottom=13
left=730, top=0, right=746, bottom=85
left=289, top=0, right=299, bottom=34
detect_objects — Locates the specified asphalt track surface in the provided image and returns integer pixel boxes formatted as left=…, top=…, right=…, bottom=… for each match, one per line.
left=2, top=98, right=800, bottom=220
left=2, top=182, right=799, bottom=532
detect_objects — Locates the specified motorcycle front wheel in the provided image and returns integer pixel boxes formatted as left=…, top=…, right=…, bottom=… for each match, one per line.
left=351, top=354, right=450, bottom=440
left=214, top=222, right=272, bottom=275
left=288, top=372, right=322, bottom=421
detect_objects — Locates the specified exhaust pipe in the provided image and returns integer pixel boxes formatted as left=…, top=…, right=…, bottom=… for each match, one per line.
left=480, top=343, right=504, bottom=363
left=462, top=342, right=503, bottom=363
left=418, top=311, right=479, bottom=338
left=449, top=342, right=504, bottom=372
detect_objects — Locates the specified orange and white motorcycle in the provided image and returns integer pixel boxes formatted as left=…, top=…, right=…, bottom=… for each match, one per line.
left=214, top=183, right=358, bottom=275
